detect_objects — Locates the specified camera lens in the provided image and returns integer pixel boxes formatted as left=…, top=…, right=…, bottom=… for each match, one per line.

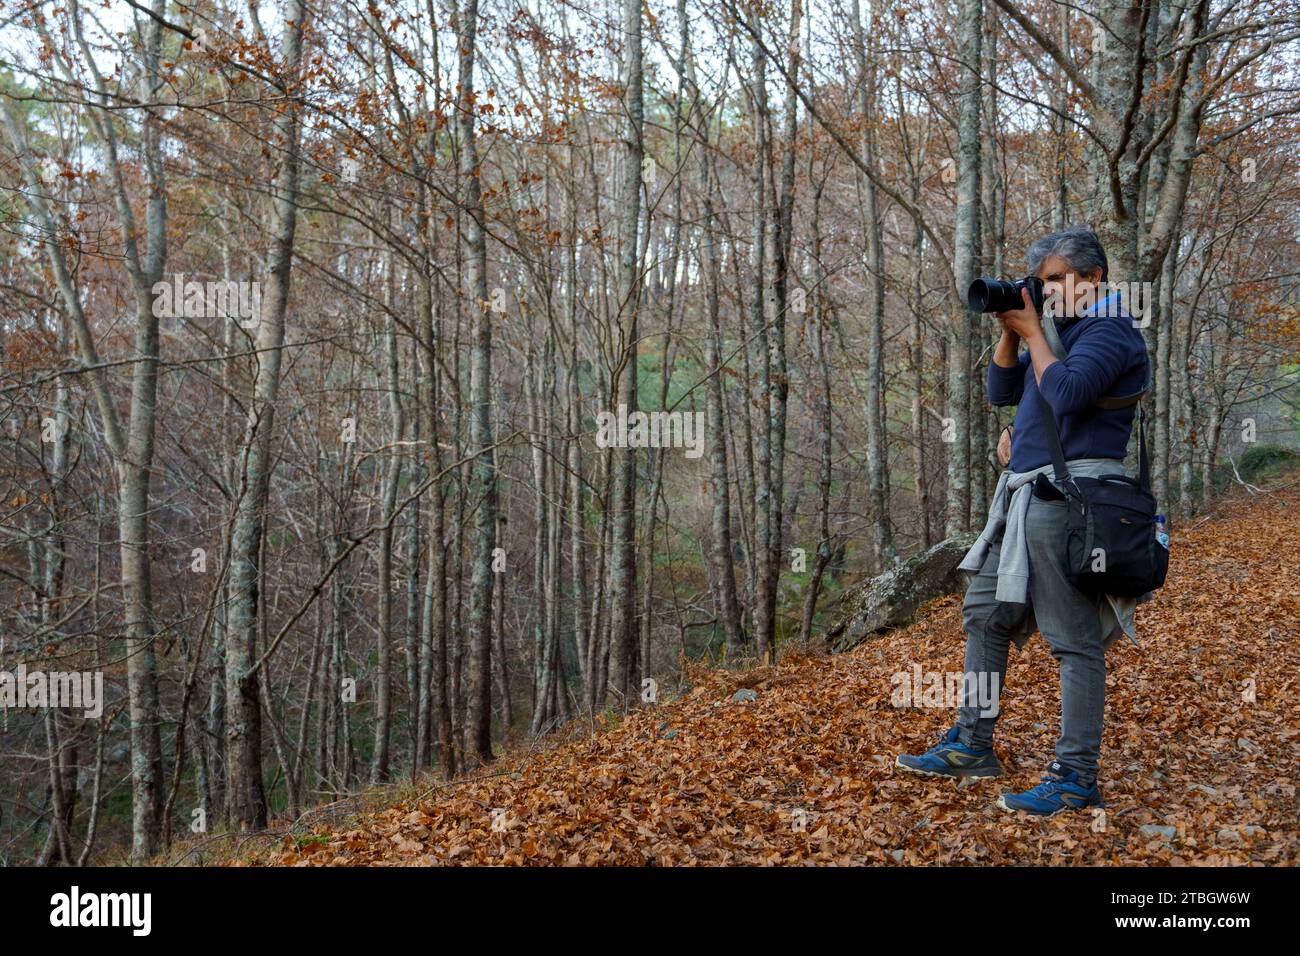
left=967, top=277, right=1045, bottom=313
left=967, top=278, right=1020, bottom=313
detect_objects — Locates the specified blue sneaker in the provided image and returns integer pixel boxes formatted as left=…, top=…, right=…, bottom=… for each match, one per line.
left=895, top=726, right=1004, bottom=779
left=996, top=761, right=1103, bottom=815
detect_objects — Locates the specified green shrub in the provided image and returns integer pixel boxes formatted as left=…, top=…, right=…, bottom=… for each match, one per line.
left=1236, top=443, right=1300, bottom=483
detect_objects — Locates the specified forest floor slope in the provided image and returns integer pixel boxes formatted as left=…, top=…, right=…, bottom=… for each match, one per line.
left=243, top=482, right=1299, bottom=866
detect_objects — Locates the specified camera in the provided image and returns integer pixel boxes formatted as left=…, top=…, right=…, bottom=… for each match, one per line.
left=967, top=276, right=1045, bottom=314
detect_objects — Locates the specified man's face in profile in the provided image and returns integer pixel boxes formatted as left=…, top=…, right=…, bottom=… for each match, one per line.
left=1037, top=253, right=1104, bottom=319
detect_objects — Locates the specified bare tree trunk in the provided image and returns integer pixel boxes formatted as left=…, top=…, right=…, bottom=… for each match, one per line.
left=908, top=165, right=932, bottom=546
left=606, top=0, right=644, bottom=706
left=738, top=14, right=770, bottom=661
left=853, top=0, right=894, bottom=567
left=564, top=203, right=590, bottom=701
left=371, top=262, right=404, bottom=784
left=973, top=4, right=1001, bottom=519
left=2, top=0, right=170, bottom=858
left=799, top=161, right=835, bottom=647
left=529, top=341, right=553, bottom=735
left=225, top=0, right=306, bottom=829
left=1154, top=223, right=1179, bottom=508
left=457, top=0, right=496, bottom=768
left=1052, top=1, right=1069, bottom=229
left=947, top=0, right=983, bottom=536
left=419, top=277, right=453, bottom=778
left=696, top=116, right=745, bottom=656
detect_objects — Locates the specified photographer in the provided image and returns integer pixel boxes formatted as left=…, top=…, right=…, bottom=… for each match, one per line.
left=895, top=227, right=1151, bottom=815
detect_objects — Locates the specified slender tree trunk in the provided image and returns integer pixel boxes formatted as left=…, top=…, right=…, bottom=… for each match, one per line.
left=225, top=0, right=306, bottom=829
left=853, top=0, right=894, bottom=567
left=457, top=0, right=496, bottom=768
left=947, top=0, right=983, bottom=536
left=606, top=0, right=644, bottom=706
left=371, top=263, right=404, bottom=784
left=697, top=134, right=745, bottom=656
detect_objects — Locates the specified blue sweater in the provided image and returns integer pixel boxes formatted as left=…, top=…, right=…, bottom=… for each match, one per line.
left=989, top=294, right=1150, bottom=473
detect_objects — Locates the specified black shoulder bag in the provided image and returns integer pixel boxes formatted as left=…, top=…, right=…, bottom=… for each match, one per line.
left=1036, top=391, right=1169, bottom=597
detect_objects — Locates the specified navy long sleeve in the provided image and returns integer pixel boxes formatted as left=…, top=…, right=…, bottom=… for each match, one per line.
left=990, top=296, right=1150, bottom=473
left=988, top=351, right=1030, bottom=407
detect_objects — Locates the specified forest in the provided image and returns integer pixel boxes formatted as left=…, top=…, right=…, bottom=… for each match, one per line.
left=0, top=0, right=1297, bottom=865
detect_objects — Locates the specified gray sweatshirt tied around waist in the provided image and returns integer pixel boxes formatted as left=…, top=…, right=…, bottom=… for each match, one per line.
left=958, top=458, right=1141, bottom=650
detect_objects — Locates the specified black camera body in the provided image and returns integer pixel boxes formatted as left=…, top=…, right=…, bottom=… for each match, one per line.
left=967, top=276, right=1045, bottom=314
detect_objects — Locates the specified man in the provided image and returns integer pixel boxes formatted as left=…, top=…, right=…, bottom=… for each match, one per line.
left=895, top=227, right=1150, bottom=815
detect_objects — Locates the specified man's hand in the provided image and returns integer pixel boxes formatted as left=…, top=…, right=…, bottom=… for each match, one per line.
left=996, top=425, right=1013, bottom=468
left=996, top=288, right=1043, bottom=342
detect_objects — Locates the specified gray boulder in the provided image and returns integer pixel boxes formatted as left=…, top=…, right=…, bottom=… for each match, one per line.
left=826, top=533, right=978, bottom=653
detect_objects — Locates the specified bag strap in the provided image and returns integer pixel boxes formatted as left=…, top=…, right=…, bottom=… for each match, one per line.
left=1035, top=390, right=1151, bottom=492
left=1136, top=402, right=1151, bottom=491
left=1036, top=390, right=1072, bottom=483
left=1095, top=390, right=1146, bottom=410
left=1037, top=312, right=1152, bottom=493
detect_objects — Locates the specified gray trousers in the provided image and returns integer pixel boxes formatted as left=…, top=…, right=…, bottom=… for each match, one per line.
left=955, top=493, right=1107, bottom=785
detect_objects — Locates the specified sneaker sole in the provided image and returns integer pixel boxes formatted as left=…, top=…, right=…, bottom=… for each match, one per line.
left=895, top=757, right=1003, bottom=780
left=995, top=794, right=1104, bottom=815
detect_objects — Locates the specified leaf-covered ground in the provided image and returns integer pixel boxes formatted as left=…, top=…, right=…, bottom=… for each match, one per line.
left=255, top=486, right=1299, bottom=866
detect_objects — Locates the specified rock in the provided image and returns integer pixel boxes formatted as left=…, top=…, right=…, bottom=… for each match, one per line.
left=1217, top=825, right=1265, bottom=843
left=890, top=849, right=905, bottom=862
left=661, top=729, right=679, bottom=740
left=826, top=533, right=979, bottom=653
left=1139, top=824, right=1177, bottom=840
left=731, top=688, right=758, bottom=703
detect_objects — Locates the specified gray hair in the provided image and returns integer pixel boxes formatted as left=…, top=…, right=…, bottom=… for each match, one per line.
left=1026, top=227, right=1109, bottom=281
